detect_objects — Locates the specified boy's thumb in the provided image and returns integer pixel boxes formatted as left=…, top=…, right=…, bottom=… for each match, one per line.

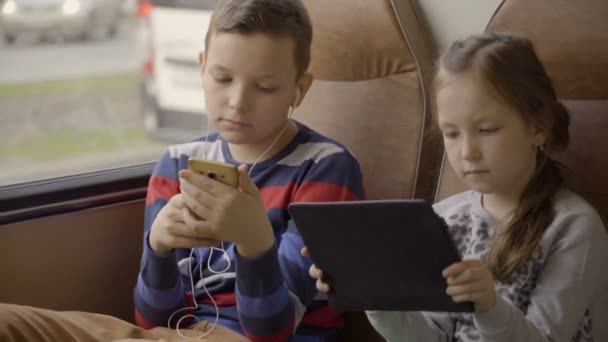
left=238, top=164, right=259, bottom=196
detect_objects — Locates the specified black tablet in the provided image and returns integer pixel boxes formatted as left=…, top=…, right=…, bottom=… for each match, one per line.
left=288, top=199, right=474, bottom=312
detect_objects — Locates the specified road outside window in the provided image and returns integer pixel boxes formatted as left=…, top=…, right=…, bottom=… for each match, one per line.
left=0, top=0, right=212, bottom=186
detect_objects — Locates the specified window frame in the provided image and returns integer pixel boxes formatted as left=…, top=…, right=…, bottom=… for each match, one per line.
left=0, top=163, right=154, bottom=225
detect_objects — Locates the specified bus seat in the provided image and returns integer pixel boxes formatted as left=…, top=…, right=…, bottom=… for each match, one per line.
left=295, top=0, right=438, bottom=340
left=435, top=0, right=608, bottom=224
left=296, top=0, right=440, bottom=202
left=0, top=201, right=145, bottom=322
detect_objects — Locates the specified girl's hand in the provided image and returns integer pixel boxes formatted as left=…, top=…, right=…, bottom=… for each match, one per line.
left=301, top=247, right=331, bottom=293
left=443, top=259, right=496, bottom=313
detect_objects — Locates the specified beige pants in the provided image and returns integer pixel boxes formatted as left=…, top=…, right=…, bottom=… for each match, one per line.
left=0, top=303, right=251, bottom=342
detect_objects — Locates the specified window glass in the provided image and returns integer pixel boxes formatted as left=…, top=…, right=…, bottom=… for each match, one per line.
left=0, top=0, right=216, bottom=186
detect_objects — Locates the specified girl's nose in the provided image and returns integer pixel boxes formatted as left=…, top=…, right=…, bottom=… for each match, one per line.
left=461, top=136, right=481, bottom=160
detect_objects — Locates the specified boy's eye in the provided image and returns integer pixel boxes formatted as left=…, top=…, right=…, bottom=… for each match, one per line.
left=213, top=76, right=231, bottom=83
left=257, top=84, right=277, bottom=92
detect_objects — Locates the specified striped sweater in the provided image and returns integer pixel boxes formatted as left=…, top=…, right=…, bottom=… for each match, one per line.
left=134, top=121, right=365, bottom=341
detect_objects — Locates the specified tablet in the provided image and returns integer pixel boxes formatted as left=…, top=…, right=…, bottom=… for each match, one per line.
left=288, top=199, right=474, bottom=312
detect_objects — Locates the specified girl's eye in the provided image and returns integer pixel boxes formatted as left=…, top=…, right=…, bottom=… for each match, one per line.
left=479, top=127, right=499, bottom=134
left=442, top=131, right=459, bottom=139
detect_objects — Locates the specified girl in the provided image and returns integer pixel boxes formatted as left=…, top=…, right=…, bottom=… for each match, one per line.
left=306, top=32, right=608, bottom=341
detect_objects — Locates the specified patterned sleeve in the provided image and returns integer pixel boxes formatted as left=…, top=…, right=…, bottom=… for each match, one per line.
left=473, top=208, right=608, bottom=342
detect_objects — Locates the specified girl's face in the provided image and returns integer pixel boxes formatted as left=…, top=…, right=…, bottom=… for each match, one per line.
left=436, top=72, right=546, bottom=200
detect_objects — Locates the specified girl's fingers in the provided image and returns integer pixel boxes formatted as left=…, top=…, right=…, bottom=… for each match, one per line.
left=450, top=294, right=475, bottom=303
left=316, top=278, right=330, bottom=293
left=442, top=262, right=468, bottom=278
left=309, top=264, right=323, bottom=279
left=308, top=262, right=331, bottom=292
left=446, top=281, right=483, bottom=296
left=450, top=289, right=493, bottom=303
left=446, top=267, right=484, bottom=285
left=443, top=259, right=483, bottom=278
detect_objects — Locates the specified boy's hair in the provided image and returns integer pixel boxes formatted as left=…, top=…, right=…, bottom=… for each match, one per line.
left=204, top=0, right=312, bottom=80
left=434, top=32, right=570, bottom=283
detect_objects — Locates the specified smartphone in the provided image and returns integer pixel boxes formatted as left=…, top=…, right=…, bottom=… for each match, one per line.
left=187, top=157, right=239, bottom=188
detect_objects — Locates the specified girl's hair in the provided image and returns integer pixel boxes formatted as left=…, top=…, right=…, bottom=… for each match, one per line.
left=435, top=32, right=570, bottom=283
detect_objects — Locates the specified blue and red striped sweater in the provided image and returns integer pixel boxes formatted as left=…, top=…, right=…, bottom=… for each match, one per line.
left=134, top=122, right=365, bottom=341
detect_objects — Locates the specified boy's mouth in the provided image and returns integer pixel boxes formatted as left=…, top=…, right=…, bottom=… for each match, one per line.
left=220, top=118, right=250, bottom=129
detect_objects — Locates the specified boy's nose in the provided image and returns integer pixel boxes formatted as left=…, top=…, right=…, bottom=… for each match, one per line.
left=228, top=87, right=250, bottom=112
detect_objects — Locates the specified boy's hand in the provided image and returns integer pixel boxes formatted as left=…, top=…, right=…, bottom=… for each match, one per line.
left=179, top=165, right=275, bottom=258
left=443, top=259, right=496, bottom=313
left=301, top=247, right=331, bottom=293
left=149, top=194, right=220, bottom=255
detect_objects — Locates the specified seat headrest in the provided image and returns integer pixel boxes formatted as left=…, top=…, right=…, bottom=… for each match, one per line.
left=487, top=0, right=608, bottom=99
left=295, top=0, right=439, bottom=201
left=436, top=0, right=608, bottom=203
left=307, top=0, right=416, bottom=81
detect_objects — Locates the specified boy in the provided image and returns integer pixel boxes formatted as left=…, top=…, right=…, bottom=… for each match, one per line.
left=135, top=0, right=364, bottom=340
left=136, top=0, right=364, bottom=341
left=0, top=0, right=363, bottom=341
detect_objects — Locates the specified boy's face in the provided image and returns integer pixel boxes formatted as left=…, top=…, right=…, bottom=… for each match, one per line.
left=201, top=32, right=302, bottom=149
left=436, top=72, right=546, bottom=199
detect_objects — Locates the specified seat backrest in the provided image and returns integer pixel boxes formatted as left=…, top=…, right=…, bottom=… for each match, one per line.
left=295, top=1, right=438, bottom=340
left=435, top=0, right=608, bottom=223
left=296, top=0, right=440, bottom=202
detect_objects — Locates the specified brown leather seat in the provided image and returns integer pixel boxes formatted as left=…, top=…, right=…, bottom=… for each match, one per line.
left=295, top=0, right=438, bottom=340
left=296, top=0, right=440, bottom=202
left=435, top=0, right=608, bottom=222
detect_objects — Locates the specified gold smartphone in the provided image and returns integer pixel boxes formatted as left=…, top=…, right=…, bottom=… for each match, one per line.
left=187, top=157, right=239, bottom=188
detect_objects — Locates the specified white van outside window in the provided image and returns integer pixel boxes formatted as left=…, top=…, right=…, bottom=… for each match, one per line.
left=139, top=0, right=218, bottom=143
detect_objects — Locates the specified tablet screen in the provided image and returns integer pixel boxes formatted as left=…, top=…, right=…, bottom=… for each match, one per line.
left=289, top=199, right=474, bottom=312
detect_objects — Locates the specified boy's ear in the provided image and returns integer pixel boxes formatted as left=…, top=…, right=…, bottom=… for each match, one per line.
left=199, top=51, right=206, bottom=68
left=294, top=72, right=313, bottom=108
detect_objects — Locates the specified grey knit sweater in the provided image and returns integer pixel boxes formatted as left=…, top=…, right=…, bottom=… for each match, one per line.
left=367, top=189, right=608, bottom=342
